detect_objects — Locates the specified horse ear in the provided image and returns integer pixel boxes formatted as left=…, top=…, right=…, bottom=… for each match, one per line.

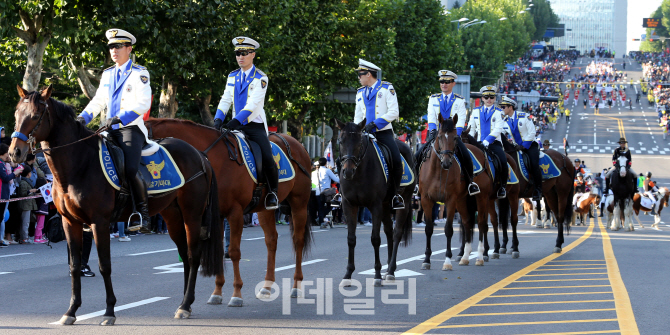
left=41, top=84, right=53, bottom=101
left=335, top=118, right=346, bottom=130
left=438, top=113, right=444, bottom=126
left=357, top=118, right=366, bottom=130
left=17, top=85, right=28, bottom=98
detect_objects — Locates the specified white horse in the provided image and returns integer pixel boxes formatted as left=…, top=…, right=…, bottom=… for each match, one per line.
left=610, top=156, right=635, bottom=231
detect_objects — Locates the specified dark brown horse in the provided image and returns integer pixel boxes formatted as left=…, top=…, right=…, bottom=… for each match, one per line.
left=500, top=138, right=575, bottom=253
left=419, top=115, right=492, bottom=270
left=10, top=85, right=221, bottom=324
left=145, top=118, right=312, bottom=306
left=334, top=119, right=414, bottom=285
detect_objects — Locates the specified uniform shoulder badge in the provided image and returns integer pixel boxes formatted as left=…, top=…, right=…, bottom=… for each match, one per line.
left=382, top=81, right=392, bottom=85
left=103, top=65, right=115, bottom=72
left=518, top=112, right=526, bottom=117
left=229, top=69, right=241, bottom=77
left=431, top=93, right=441, bottom=98
left=255, top=68, right=267, bottom=77
left=261, top=79, right=267, bottom=89
left=389, top=88, right=395, bottom=95
left=131, top=63, right=147, bottom=71
left=454, top=93, right=463, bottom=99
left=357, top=86, right=366, bottom=91
left=140, top=75, right=149, bottom=84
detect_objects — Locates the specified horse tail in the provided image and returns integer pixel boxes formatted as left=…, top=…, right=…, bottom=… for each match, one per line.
left=564, top=182, right=574, bottom=236
left=289, top=204, right=314, bottom=258
left=200, top=171, right=224, bottom=277
left=498, top=197, right=510, bottom=232
left=400, top=208, right=413, bottom=247
left=463, top=194, right=478, bottom=244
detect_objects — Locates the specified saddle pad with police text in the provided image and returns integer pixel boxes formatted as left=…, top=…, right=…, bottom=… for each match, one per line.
left=99, top=140, right=185, bottom=194
left=453, top=149, right=484, bottom=174
left=516, top=151, right=561, bottom=181
left=233, top=132, right=295, bottom=184
left=371, top=140, right=415, bottom=186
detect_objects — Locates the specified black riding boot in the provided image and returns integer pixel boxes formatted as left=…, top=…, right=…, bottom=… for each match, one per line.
left=265, top=164, right=279, bottom=210
left=391, top=166, right=405, bottom=210
left=128, top=173, right=151, bottom=232
left=599, top=205, right=604, bottom=217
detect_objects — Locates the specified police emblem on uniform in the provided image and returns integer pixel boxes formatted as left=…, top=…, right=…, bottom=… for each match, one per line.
left=126, top=84, right=132, bottom=93
left=378, top=92, right=382, bottom=98
left=140, top=75, right=149, bottom=84
left=110, top=30, right=118, bottom=37
left=390, top=89, right=395, bottom=95
left=261, top=79, right=267, bottom=89
left=519, top=121, right=523, bottom=126
left=493, top=117, right=496, bottom=122
left=236, top=37, right=245, bottom=44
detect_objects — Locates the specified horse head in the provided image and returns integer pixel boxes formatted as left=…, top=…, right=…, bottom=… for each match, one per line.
left=660, top=187, right=670, bottom=207
left=617, top=155, right=628, bottom=178
left=335, top=118, right=366, bottom=180
left=10, top=85, right=54, bottom=163
left=436, top=113, right=457, bottom=170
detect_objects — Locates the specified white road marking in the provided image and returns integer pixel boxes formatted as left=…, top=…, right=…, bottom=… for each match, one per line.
left=275, top=259, right=327, bottom=272
left=0, top=252, right=32, bottom=258
left=49, top=297, right=170, bottom=324
left=128, top=248, right=177, bottom=256
left=154, top=263, right=185, bottom=274
left=244, top=236, right=266, bottom=240
left=0, top=272, right=14, bottom=275
left=359, top=248, right=454, bottom=276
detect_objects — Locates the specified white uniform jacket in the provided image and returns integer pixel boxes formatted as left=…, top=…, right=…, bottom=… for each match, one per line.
left=353, top=80, right=398, bottom=132
left=427, top=92, right=466, bottom=134
left=502, top=111, right=536, bottom=149
left=468, top=105, right=505, bottom=144
left=215, top=65, right=269, bottom=133
left=80, top=59, right=152, bottom=137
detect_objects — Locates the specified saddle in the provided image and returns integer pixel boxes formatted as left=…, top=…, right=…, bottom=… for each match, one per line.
left=485, top=148, right=504, bottom=188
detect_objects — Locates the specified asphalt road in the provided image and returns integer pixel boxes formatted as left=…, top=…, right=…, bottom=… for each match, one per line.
left=1, top=58, right=669, bottom=334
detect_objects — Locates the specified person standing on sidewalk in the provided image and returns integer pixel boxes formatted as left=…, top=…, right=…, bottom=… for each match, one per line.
left=0, top=144, right=23, bottom=247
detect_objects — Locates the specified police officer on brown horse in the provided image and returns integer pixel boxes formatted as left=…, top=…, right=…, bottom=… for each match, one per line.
left=75, top=29, right=151, bottom=231
left=213, top=37, right=278, bottom=209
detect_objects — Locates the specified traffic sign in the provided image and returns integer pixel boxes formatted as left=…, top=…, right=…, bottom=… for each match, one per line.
left=643, top=18, right=660, bottom=28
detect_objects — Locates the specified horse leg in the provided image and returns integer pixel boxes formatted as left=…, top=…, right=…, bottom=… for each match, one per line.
left=341, top=202, right=359, bottom=287
left=161, top=204, right=193, bottom=313
left=369, top=204, right=385, bottom=287
left=287, top=193, right=310, bottom=298
left=59, top=219, right=83, bottom=325
left=475, top=200, right=488, bottom=266
left=421, top=198, right=435, bottom=270
left=256, top=210, right=279, bottom=299
left=442, top=202, right=456, bottom=271
left=220, top=206, right=245, bottom=307
left=510, top=199, right=520, bottom=258
left=382, top=210, right=396, bottom=280
left=460, top=198, right=477, bottom=266
left=91, top=223, right=117, bottom=326
left=209, top=213, right=226, bottom=305
left=490, top=201, right=501, bottom=258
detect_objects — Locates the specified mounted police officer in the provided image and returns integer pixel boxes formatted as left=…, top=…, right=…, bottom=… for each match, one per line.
left=605, top=137, right=635, bottom=193
left=352, top=59, right=404, bottom=210
left=213, top=37, right=278, bottom=210
left=500, top=96, right=542, bottom=201
left=424, top=70, right=479, bottom=195
left=468, top=85, right=507, bottom=199
left=77, top=29, right=151, bottom=231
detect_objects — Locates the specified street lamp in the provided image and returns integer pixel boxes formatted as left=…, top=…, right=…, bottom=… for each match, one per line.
left=519, top=10, right=526, bottom=14
left=461, top=21, right=488, bottom=30
left=451, top=18, right=469, bottom=22
left=500, top=17, right=507, bottom=21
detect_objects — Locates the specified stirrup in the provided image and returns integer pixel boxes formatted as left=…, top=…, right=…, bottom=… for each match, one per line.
left=468, top=183, right=480, bottom=196
left=413, top=184, right=420, bottom=196
left=330, top=194, right=342, bottom=208
left=265, top=192, right=279, bottom=210
left=497, top=187, right=507, bottom=199
left=392, top=194, right=405, bottom=210
left=127, top=212, right=143, bottom=232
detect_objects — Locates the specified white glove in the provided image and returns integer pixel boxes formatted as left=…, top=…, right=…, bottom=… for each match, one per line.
left=482, top=140, right=490, bottom=147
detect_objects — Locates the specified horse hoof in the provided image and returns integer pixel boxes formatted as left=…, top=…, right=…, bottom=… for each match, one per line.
left=483, top=256, right=489, bottom=262
left=507, top=249, right=513, bottom=254
left=544, top=224, right=551, bottom=229
left=227, top=297, right=243, bottom=307
left=256, top=288, right=272, bottom=300
left=625, top=227, right=631, bottom=232
left=492, top=253, right=500, bottom=259
left=442, top=263, right=453, bottom=271
left=385, top=274, right=396, bottom=282
left=455, top=256, right=463, bottom=262
left=512, top=252, right=520, bottom=259
left=374, top=279, right=383, bottom=287
left=421, top=263, right=431, bottom=270
left=58, top=315, right=76, bottom=325
left=499, top=248, right=506, bottom=254
left=536, top=225, right=543, bottom=229
left=207, top=295, right=223, bottom=305
left=99, top=316, right=116, bottom=326
left=553, top=247, right=562, bottom=253
left=291, top=288, right=303, bottom=298
left=174, top=308, right=191, bottom=319
left=340, top=279, right=352, bottom=287
left=459, top=259, right=469, bottom=266
left=475, top=259, right=484, bottom=266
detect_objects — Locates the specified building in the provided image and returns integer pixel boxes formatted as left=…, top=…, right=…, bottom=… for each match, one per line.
left=548, top=0, right=627, bottom=57
left=440, top=0, right=468, bottom=10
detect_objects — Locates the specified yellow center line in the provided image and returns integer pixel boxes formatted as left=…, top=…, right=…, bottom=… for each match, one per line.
left=533, top=267, right=608, bottom=271
left=598, top=217, right=640, bottom=334
left=403, top=224, right=594, bottom=334
left=548, top=260, right=607, bottom=262
left=489, top=291, right=612, bottom=298
left=454, top=308, right=616, bottom=317
left=595, top=108, right=625, bottom=139
left=500, top=285, right=612, bottom=290
left=435, top=319, right=618, bottom=329
left=541, top=264, right=607, bottom=267
left=515, top=330, right=621, bottom=335
left=524, top=272, right=608, bottom=276
left=474, top=299, right=615, bottom=307
left=515, top=278, right=610, bottom=283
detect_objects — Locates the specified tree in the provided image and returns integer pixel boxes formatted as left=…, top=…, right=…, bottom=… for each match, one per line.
left=528, top=0, right=558, bottom=42
left=1, top=0, right=55, bottom=91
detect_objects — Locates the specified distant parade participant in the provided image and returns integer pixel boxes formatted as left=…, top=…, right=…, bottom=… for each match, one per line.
left=468, top=85, right=507, bottom=199
left=643, top=171, right=659, bottom=215
left=424, top=70, right=480, bottom=195
left=213, top=36, right=279, bottom=210
left=542, top=139, right=551, bottom=151
left=604, top=137, right=635, bottom=192
left=77, top=29, right=152, bottom=231
left=574, top=88, right=580, bottom=107
left=352, top=59, right=405, bottom=209
left=572, top=172, right=587, bottom=209
left=500, top=96, right=542, bottom=201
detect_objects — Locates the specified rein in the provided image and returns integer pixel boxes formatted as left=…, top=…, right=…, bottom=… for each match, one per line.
left=338, top=131, right=370, bottom=175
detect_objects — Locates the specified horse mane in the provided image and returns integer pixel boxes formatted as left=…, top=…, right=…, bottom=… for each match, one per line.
left=342, top=122, right=361, bottom=134
left=147, top=117, right=216, bottom=132
left=500, top=134, right=515, bottom=151
left=47, top=96, right=94, bottom=138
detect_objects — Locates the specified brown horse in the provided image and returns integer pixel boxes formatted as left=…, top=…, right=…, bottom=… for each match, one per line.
left=571, top=188, right=600, bottom=226
left=632, top=187, right=669, bottom=228
left=10, top=86, right=221, bottom=324
left=145, top=118, right=312, bottom=306
left=500, top=138, right=576, bottom=253
left=419, top=115, right=492, bottom=270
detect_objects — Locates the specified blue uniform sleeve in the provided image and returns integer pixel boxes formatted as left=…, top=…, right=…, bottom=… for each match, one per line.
left=373, top=118, right=389, bottom=130
left=456, top=127, right=463, bottom=136
left=522, top=141, right=532, bottom=149
left=428, top=123, right=437, bottom=131
left=118, top=110, right=142, bottom=126
left=214, top=109, right=226, bottom=121
left=79, top=111, right=92, bottom=124
left=234, top=110, right=253, bottom=125
left=485, top=135, right=496, bottom=143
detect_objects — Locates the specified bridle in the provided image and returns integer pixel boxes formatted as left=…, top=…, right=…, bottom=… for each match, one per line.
left=338, top=131, right=370, bottom=176
left=11, top=96, right=50, bottom=155
left=432, top=132, right=455, bottom=169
